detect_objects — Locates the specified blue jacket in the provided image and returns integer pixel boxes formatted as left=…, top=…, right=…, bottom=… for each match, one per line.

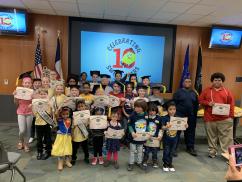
left=57, top=118, right=72, bottom=135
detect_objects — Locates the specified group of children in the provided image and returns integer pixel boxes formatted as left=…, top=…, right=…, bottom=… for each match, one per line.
left=13, top=69, right=186, bottom=172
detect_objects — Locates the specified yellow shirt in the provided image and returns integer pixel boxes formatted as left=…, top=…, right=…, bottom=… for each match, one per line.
left=34, top=106, right=52, bottom=126
left=79, top=93, right=94, bottom=105
left=72, top=126, right=88, bottom=142
left=48, top=88, right=54, bottom=99
left=65, top=87, right=71, bottom=96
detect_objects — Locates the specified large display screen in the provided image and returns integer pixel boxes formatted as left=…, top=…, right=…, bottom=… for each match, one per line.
left=0, top=9, right=27, bottom=35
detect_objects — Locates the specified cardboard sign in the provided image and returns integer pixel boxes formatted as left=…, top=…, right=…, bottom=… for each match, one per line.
left=133, top=132, right=150, bottom=141
left=212, top=103, right=230, bottom=116
left=105, top=127, right=124, bottom=139
left=89, top=115, right=108, bottom=129
left=32, top=99, right=49, bottom=113
left=93, top=95, right=109, bottom=107
left=169, top=116, right=188, bottom=131
left=73, top=110, right=90, bottom=126
left=145, top=137, right=160, bottom=148
left=108, top=95, right=120, bottom=108
left=15, top=87, right=33, bottom=100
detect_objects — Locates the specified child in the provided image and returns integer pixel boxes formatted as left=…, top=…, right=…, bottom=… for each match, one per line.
left=41, top=76, right=54, bottom=99
left=127, top=99, right=148, bottom=171
left=104, top=110, right=124, bottom=169
left=113, top=70, right=128, bottom=84
left=65, top=74, right=79, bottom=96
left=71, top=100, right=89, bottom=165
left=141, top=76, right=151, bottom=96
left=69, top=85, right=80, bottom=97
left=161, top=101, right=188, bottom=172
left=80, top=82, right=94, bottom=106
left=143, top=103, right=162, bottom=168
left=90, top=70, right=100, bottom=92
left=51, top=106, right=73, bottom=171
left=90, top=107, right=106, bottom=165
left=33, top=88, right=52, bottom=160
left=132, top=84, right=149, bottom=104
left=13, top=72, right=33, bottom=152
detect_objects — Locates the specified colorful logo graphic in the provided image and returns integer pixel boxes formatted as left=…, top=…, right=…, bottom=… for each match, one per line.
left=0, top=14, right=13, bottom=30
left=122, top=48, right=136, bottom=68
left=220, top=32, right=232, bottom=43
left=135, top=119, right=147, bottom=133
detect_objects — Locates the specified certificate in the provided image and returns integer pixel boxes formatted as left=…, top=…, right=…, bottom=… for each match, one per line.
left=212, top=103, right=230, bottom=116
left=93, top=95, right=109, bottom=107
left=169, top=116, right=188, bottom=131
left=15, top=87, right=33, bottom=100
left=59, top=97, right=77, bottom=110
left=108, top=95, right=120, bottom=108
left=89, top=115, right=108, bottom=129
left=133, top=132, right=150, bottom=141
left=73, top=110, right=90, bottom=126
left=145, top=137, right=160, bottom=148
left=105, top=128, right=124, bottom=139
left=32, top=99, right=49, bottom=113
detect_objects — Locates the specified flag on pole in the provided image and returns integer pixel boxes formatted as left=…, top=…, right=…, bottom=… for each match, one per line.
left=179, top=45, right=190, bottom=88
left=34, top=35, right=43, bottom=79
left=194, top=43, right=202, bottom=94
left=55, top=34, right=63, bottom=80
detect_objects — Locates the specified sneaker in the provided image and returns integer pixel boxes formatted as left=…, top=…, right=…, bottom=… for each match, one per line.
left=41, top=152, right=51, bottom=160
left=163, top=164, right=169, bottom=172
left=91, top=157, right=97, bottom=165
left=127, top=164, right=134, bottom=171
left=104, top=160, right=110, bottom=167
left=98, top=156, right=104, bottom=165
left=28, top=137, right=34, bottom=144
left=186, top=148, right=197, bottom=156
left=142, top=161, right=148, bottom=167
left=113, top=161, right=119, bottom=169
left=153, top=161, right=159, bottom=168
left=169, top=164, right=175, bottom=172
left=37, top=153, right=42, bottom=160
left=208, top=151, right=217, bottom=158
left=17, top=142, right=23, bottom=150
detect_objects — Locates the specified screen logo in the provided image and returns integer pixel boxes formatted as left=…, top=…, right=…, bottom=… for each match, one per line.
left=0, top=13, right=14, bottom=30
left=220, top=32, right=232, bottom=43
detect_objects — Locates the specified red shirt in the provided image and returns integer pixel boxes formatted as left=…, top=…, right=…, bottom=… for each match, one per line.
left=199, top=86, right=234, bottom=122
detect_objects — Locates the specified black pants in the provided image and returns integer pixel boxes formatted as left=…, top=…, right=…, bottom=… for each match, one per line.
left=93, top=136, right=103, bottom=157
left=72, top=140, right=89, bottom=161
left=36, top=125, right=52, bottom=154
left=176, top=115, right=197, bottom=150
left=30, top=117, right=36, bottom=138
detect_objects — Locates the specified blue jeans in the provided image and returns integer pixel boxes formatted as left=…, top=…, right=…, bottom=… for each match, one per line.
left=162, top=136, right=178, bottom=165
left=143, top=146, right=158, bottom=161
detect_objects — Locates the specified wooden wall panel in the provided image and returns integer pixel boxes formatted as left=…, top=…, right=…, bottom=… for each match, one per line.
left=0, top=13, right=68, bottom=94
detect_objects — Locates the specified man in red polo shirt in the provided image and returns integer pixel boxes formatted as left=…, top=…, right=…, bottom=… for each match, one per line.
left=199, top=72, right=234, bottom=158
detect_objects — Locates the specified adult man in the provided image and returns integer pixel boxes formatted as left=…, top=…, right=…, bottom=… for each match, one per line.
left=173, top=78, right=199, bottom=156
left=199, top=72, right=234, bottom=158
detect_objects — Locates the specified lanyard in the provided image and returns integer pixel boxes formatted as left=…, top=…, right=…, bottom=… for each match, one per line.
left=210, top=87, right=228, bottom=103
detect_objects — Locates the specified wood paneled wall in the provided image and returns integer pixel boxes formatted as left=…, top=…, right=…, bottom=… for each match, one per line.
left=0, top=14, right=241, bottom=100
left=0, top=13, right=68, bottom=94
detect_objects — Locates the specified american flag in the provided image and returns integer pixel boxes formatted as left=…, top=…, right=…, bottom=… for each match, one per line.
left=34, top=37, right=43, bottom=79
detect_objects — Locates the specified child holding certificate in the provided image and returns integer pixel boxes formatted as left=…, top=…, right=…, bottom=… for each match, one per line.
left=127, top=99, right=148, bottom=171
left=13, top=71, right=33, bottom=152
left=104, top=110, right=124, bottom=169
left=51, top=106, right=73, bottom=171
left=143, top=103, right=163, bottom=169
left=71, top=100, right=89, bottom=165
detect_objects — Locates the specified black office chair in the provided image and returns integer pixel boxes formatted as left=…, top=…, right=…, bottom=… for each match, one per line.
left=0, top=142, right=26, bottom=182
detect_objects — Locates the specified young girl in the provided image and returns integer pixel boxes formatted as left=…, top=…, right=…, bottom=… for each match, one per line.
left=143, top=103, right=162, bottom=168
left=90, top=107, right=106, bottom=165
left=127, top=99, right=148, bottom=171
left=71, top=100, right=89, bottom=165
left=161, top=101, right=188, bottom=172
left=41, top=76, right=54, bottom=99
left=13, top=73, right=33, bottom=152
left=51, top=106, right=73, bottom=171
left=33, top=88, right=52, bottom=160
left=104, top=110, right=124, bottom=169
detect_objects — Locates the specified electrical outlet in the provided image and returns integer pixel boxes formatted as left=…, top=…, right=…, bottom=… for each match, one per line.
left=3, top=79, right=8, bottom=85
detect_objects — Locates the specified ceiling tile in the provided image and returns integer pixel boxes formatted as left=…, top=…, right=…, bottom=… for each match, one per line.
left=78, top=3, right=104, bottom=14
left=56, top=10, right=79, bottom=17
left=148, top=18, right=170, bottom=24
left=199, top=0, right=227, bottom=6
left=49, top=0, right=77, bottom=3
left=0, top=0, right=26, bottom=8
left=152, top=11, right=180, bottom=21
left=186, top=4, right=216, bottom=15
left=29, top=9, right=56, bottom=15
left=170, top=0, right=200, bottom=3
left=22, top=0, right=53, bottom=10
left=104, top=14, right=126, bottom=21
left=160, top=2, right=195, bottom=13
left=172, top=14, right=203, bottom=22
left=50, top=1, right=78, bottom=12
left=126, top=16, right=147, bottom=23
left=80, top=12, right=103, bottom=19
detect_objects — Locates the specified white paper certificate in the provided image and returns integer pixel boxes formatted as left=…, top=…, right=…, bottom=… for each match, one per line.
left=212, top=103, right=230, bottom=116
left=32, top=99, right=49, bottom=113
left=105, top=128, right=124, bottom=139
left=93, top=95, right=109, bottom=107
left=169, top=116, right=188, bottom=131
left=133, top=132, right=150, bottom=141
left=15, top=87, right=33, bottom=100
left=108, top=95, right=120, bottom=108
left=89, top=115, right=108, bottom=129
left=145, top=137, right=160, bottom=148
left=73, top=110, right=90, bottom=126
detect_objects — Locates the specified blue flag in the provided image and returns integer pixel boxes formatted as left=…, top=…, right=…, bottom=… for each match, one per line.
left=179, top=45, right=190, bottom=88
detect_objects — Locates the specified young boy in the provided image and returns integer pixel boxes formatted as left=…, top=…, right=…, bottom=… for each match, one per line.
left=80, top=82, right=94, bottom=107
left=132, top=84, right=149, bottom=104
left=127, top=99, right=148, bottom=171
left=162, top=101, right=188, bottom=172
left=141, top=76, right=151, bottom=96
left=69, top=85, right=80, bottom=97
